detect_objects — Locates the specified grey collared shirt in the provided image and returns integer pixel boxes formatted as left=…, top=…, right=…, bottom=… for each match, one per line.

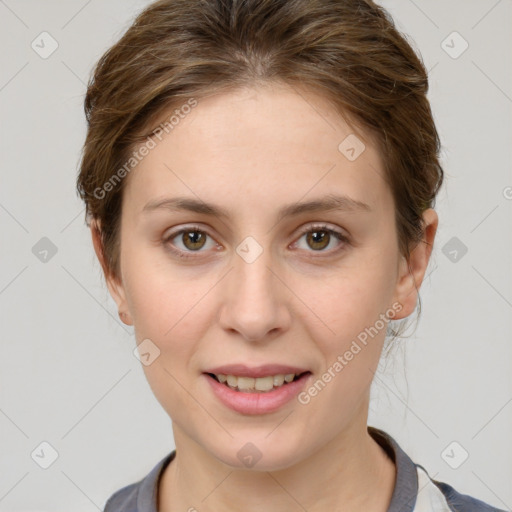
left=103, top=427, right=506, bottom=511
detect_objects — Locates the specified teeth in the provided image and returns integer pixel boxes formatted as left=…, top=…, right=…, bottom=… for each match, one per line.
left=237, top=376, right=255, bottom=390
left=214, top=373, right=302, bottom=392
left=273, top=374, right=285, bottom=386
left=255, top=376, right=274, bottom=391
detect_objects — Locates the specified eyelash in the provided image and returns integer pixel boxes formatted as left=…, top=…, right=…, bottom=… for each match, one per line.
left=162, top=223, right=350, bottom=260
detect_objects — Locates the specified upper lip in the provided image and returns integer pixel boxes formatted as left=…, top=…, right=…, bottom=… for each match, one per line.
left=204, top=364, right=310, bottom=378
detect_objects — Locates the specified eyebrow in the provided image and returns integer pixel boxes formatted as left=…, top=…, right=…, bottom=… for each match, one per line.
left=142, top=193, right=372, bottom=221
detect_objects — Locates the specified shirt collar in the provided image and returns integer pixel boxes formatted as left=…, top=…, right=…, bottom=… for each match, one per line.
left=133, top=426, right=418, bottom=512
left=368, top=426, right=419, bottom=512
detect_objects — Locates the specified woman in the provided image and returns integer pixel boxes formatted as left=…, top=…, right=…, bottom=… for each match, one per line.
left=76, top=0, right=505, bottom=510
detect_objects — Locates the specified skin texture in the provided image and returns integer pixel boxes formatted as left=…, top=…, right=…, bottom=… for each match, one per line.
left=92, top=82, right=438, bottom=511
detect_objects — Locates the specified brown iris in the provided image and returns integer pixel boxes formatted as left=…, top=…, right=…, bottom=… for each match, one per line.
left=181, top=230, right=207, bottom=251
left=306, top=230, right=330, bottom=251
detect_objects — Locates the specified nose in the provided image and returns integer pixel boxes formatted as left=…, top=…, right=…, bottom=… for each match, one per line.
left=217, top=242, right=291, bottom=342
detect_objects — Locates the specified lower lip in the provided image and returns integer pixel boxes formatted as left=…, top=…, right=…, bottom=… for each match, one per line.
left=203, top=373, right=311, bottom=415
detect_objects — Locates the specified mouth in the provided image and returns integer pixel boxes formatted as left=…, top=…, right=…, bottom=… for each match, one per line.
left=205, top=371, right=311, bottom=393
left=203, top=367, right=313, bottom=415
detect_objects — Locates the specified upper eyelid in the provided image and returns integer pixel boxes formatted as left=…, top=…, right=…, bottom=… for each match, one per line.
left=296, top=222, right=346, bottom=236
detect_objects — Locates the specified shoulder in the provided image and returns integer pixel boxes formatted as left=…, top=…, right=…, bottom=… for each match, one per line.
left=103, top=451, right=176, bottom=512
left=426, top=471, right=508, bottom=512
left=104, top=482, right=139, bottom=512
left=368, top=427, right=507, bottom=512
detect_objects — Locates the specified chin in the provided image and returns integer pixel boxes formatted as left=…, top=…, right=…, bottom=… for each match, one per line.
left=207, top=438, right=305, bottom=472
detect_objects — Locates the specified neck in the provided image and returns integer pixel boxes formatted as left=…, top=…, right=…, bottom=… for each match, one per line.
left=159, top=418, right=396, bottom=512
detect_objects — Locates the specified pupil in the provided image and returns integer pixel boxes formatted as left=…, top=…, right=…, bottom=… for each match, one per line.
left=308, top=230, right=329, bottom=250
left=184, top=231, right=205, bottom=250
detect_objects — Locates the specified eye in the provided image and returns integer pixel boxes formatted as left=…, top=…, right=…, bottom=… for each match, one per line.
left=292, top=224, right=349, bottom=254
left=163, top=226, right=218, bottom=259
left=162, top=223, right=349, bottom=260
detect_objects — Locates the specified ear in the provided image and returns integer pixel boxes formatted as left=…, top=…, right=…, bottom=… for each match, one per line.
left=90, top=219, right=133, bottom=326
left=391, top=208, right=438, bottom=319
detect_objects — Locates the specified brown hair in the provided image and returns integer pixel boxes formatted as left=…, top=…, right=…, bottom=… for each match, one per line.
left=77, top=0, right=443, bottom=307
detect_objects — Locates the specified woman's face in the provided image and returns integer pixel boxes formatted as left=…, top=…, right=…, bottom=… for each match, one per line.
left=98, top=83, right=436, bottom=470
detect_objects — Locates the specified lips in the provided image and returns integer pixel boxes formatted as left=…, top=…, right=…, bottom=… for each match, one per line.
left=202, top=363, right=312, bottom=414
left=203, top=370, right=312, bottom=414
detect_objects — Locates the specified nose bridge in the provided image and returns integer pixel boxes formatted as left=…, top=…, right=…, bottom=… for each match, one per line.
left=218, top=235, right=289, bottom=341
left=234, top=241, right=274, bottom=298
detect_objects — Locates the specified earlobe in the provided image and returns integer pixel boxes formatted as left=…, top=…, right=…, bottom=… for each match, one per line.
left=118, top=310, right=133, bottom=326
left=89, top=219, right=133, bottom=326
left=392, top=208, right=438, bottom=320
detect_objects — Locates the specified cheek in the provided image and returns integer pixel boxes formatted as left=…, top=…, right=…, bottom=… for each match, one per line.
left=299, top=252, right=397, bottom=344
left=292, top=246, right=399, bottom=408
left=120, top=245, right=213, bottom=376
left=123, top=262, right=218, bottom=416
left=291, top=264, right=396, bottom=429
left=123, top=244, right=212, bottom=338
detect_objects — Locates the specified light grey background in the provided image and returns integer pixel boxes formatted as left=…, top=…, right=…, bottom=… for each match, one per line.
left=0, top=0, right=511, bottom=510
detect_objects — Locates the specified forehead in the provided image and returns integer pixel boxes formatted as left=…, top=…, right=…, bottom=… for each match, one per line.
left=124, top=83, right=391, bottom=216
